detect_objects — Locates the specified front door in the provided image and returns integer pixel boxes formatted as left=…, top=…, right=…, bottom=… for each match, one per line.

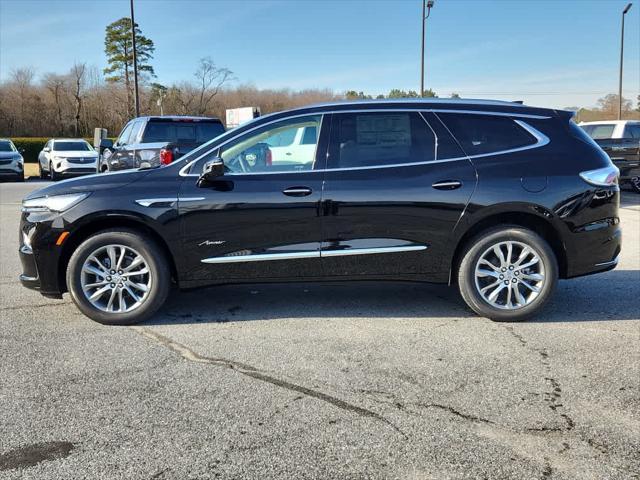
left=320, top=110, right=476, bottom=279
left=178, top=114, right=328, bottom=282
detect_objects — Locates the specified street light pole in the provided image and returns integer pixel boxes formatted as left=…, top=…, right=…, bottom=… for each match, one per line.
left=420, top=0, right=434, bottom=97
left=130, top=0, right=140, bottom=117
left=618, top=3, right=632, bottom=120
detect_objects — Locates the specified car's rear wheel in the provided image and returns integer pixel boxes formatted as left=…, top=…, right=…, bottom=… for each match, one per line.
left=630, top=176, right=640, bottom=194
left=457, top=226, right=558, bottom=322
left=66, top=229, right=170, bottom=325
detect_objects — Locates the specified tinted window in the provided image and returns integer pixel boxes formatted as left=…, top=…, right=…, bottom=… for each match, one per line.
left=219, top=115, right=321, bottom=173
left=53, top=141, right=92, bottom=151
left=624, top=124, right=640, bottom=139
left=328, top=112, right=435, bottom=168
left=438, top=113, right=537, bottom=155
left=301, top=126, right=317, bottom=145
left=0, top=141, right=16, bottom=152
left=581, top=124, right=616, bottom=140
left=142, top=121, right=225, bottom=144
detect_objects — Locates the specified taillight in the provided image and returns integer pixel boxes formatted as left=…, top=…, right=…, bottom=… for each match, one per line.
left=579, top=165, right=619, bottom=187
left=265, top=148, right=272, bottom=166
left=159, top=148, right=173, bottom=165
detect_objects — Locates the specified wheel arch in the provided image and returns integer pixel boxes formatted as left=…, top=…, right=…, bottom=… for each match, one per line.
left=58, top=215, right=178, bottom=293
left=450, top=209, right=568, bottom=284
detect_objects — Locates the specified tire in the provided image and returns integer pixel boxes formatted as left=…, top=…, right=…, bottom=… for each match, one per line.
left=39, top=162, right=48, bottom=179
left=457, top=226, right=558, bottom=322
left=66, top=229, right=171, bottom=325
left=14, top=172, right=24, bottom=182
left=50, top=162, right=60, bottom=181
left=630, top=176, right=640, bottom=194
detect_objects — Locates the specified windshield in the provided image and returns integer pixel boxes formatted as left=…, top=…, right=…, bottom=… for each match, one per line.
left=53, top=141, right=92, bottom=151
left=0, top=141, right=17, bottom=152
left=580, top=124, right=615, bottom=140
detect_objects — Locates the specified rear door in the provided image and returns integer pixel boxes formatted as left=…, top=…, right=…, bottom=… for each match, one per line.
left=320, top=110, right=476, bottom=279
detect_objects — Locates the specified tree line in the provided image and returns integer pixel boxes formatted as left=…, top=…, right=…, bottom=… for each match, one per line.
left=0, top=17, right=638, bottom=139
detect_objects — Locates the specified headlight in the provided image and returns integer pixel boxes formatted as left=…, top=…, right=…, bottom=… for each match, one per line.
left=53, top=156, right=67, bottom=161
left=22, top=193, right=90, bottom=213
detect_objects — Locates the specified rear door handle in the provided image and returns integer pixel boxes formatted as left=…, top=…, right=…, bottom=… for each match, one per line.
left=432, top=180, right=462, bottom=190
left=283, top=186, right=312, bottom=197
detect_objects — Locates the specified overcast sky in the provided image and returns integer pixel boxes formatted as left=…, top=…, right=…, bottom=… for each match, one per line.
left=1, top=0, right=638, bottom=109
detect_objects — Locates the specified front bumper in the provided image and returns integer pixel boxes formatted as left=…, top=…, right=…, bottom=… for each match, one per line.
left=0, top=161, right=24, bottom=176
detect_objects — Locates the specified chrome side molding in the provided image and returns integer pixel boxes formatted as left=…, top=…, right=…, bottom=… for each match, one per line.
left=201, top=244, right=427, bottom=264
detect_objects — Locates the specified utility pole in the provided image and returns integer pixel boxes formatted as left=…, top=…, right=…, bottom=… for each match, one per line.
left=618, top=3, right=632, bottom=120
left=420, top=1, right=435, bottom=97
left=130, top=0, right=140, bottom=117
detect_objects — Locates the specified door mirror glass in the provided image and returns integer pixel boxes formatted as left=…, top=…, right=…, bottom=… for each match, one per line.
left=198, top=157, right=225, bottom=186
left=43, top=146, right=50, bottom=152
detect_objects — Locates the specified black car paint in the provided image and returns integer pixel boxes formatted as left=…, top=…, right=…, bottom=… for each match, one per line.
left=20, top=100, right=621, bottom=299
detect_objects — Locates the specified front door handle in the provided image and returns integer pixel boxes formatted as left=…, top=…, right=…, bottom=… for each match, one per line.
left=283, top=186, right=312, bottom=197
left=432, top=180, right=462, bottom=190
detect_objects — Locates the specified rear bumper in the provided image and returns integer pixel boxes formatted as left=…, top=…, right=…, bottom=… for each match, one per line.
left=564, top=218, right=622, bottom=279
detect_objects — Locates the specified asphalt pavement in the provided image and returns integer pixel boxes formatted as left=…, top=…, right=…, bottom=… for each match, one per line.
left=0, top=180, right=639, bottom=480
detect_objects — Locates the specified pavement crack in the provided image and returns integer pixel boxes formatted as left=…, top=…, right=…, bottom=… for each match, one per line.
left=0, top=302, right=71, bottom=311
left=131, top=327, right=407, bottom=439
left=416, top=403, right=494, bottom=424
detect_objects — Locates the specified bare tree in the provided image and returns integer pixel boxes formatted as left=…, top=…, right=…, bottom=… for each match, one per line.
left=43, top=73, right=68, bottom=136
left=69, top=63, right=86, bottom=136
left=194, top=57, right=233, bottom=115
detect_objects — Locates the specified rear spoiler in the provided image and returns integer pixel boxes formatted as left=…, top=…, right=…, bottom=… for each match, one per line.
left=555, top=109, right=576, bottom=121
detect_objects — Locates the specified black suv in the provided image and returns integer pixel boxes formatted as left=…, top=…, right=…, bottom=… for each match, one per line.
left=19, top=99, right=621, bottom=325
left=98, top=116, right=225, bottom=172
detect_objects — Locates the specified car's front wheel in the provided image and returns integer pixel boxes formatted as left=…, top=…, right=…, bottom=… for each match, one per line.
left=66, top=229, right=171, bottom=325
left=457, top=226, right=558, bottom=322
left=50, top=162, right=60, bottom=181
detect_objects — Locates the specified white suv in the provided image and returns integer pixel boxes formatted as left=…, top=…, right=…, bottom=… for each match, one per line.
left=38, top=139, right=98, bottom=181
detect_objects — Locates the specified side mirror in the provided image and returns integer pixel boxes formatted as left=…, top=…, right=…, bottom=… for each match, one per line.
left=197, top=157, right=225, bottom=186
left=99, top=138, right=114, bottom=150
left=43, top=146, right=50, bottom=152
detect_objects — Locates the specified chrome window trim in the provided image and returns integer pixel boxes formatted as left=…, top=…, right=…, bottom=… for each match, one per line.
left=200, top=244, right=428, bottom=264
left=180, top=109, right=551, bottom=177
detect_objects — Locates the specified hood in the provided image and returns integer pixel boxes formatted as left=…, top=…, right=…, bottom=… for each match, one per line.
left=0, top=152, right=21, bottom=160
left=24, top=168, right=152, bottom=201
left=51, top=151, right=98, bottom=158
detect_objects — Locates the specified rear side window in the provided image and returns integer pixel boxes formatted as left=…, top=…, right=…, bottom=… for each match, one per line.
left=580, top=124, right=615, bottom=140
left=328, top=112, right=435, bottom=168
left=437, top=113, right=537, bottom=156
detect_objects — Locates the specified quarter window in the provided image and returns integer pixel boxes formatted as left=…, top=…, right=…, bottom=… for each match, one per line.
left=438, top=113, right=537, bottom=155
left=219, top=115, right=321, bottom=173
left=327, top=112, right=435, bottom=169
left=624, top=124, right=640, bottom=139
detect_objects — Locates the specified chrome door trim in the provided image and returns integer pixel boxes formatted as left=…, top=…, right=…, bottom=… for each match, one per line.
left=135, top=198, right=177, bottom=207
left=179, top=109, right=551, bottom=177
left=200, top=244, right=428, bottom=264
left=320, top=245, right=427, bottom=257
left=201, top=251, right=320, bottom=264
left=431, top=181, right=462, bottom=188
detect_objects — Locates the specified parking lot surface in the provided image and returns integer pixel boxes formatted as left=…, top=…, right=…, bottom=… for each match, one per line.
left=1, top=181, right=639, bottom=480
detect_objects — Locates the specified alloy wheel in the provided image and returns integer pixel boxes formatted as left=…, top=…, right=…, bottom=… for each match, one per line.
left=473, top=240, right=546, bottom=310
left=80, top=244, right=152, bottom=313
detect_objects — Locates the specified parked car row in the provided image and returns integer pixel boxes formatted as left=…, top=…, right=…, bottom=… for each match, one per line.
left=20, top=99, right=621, bottom=326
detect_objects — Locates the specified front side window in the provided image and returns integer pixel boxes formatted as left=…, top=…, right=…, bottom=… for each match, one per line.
left=53, top=141, right=92, bottom=151
left=219, top=115, right=322, bottom=174
left=327, top=112, right=435, bottom=169
left=437, top=113, right=537, bottom=156
left=116, top=122, right=134, bottom=146
left=127, top=121, right=144, bottom=144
